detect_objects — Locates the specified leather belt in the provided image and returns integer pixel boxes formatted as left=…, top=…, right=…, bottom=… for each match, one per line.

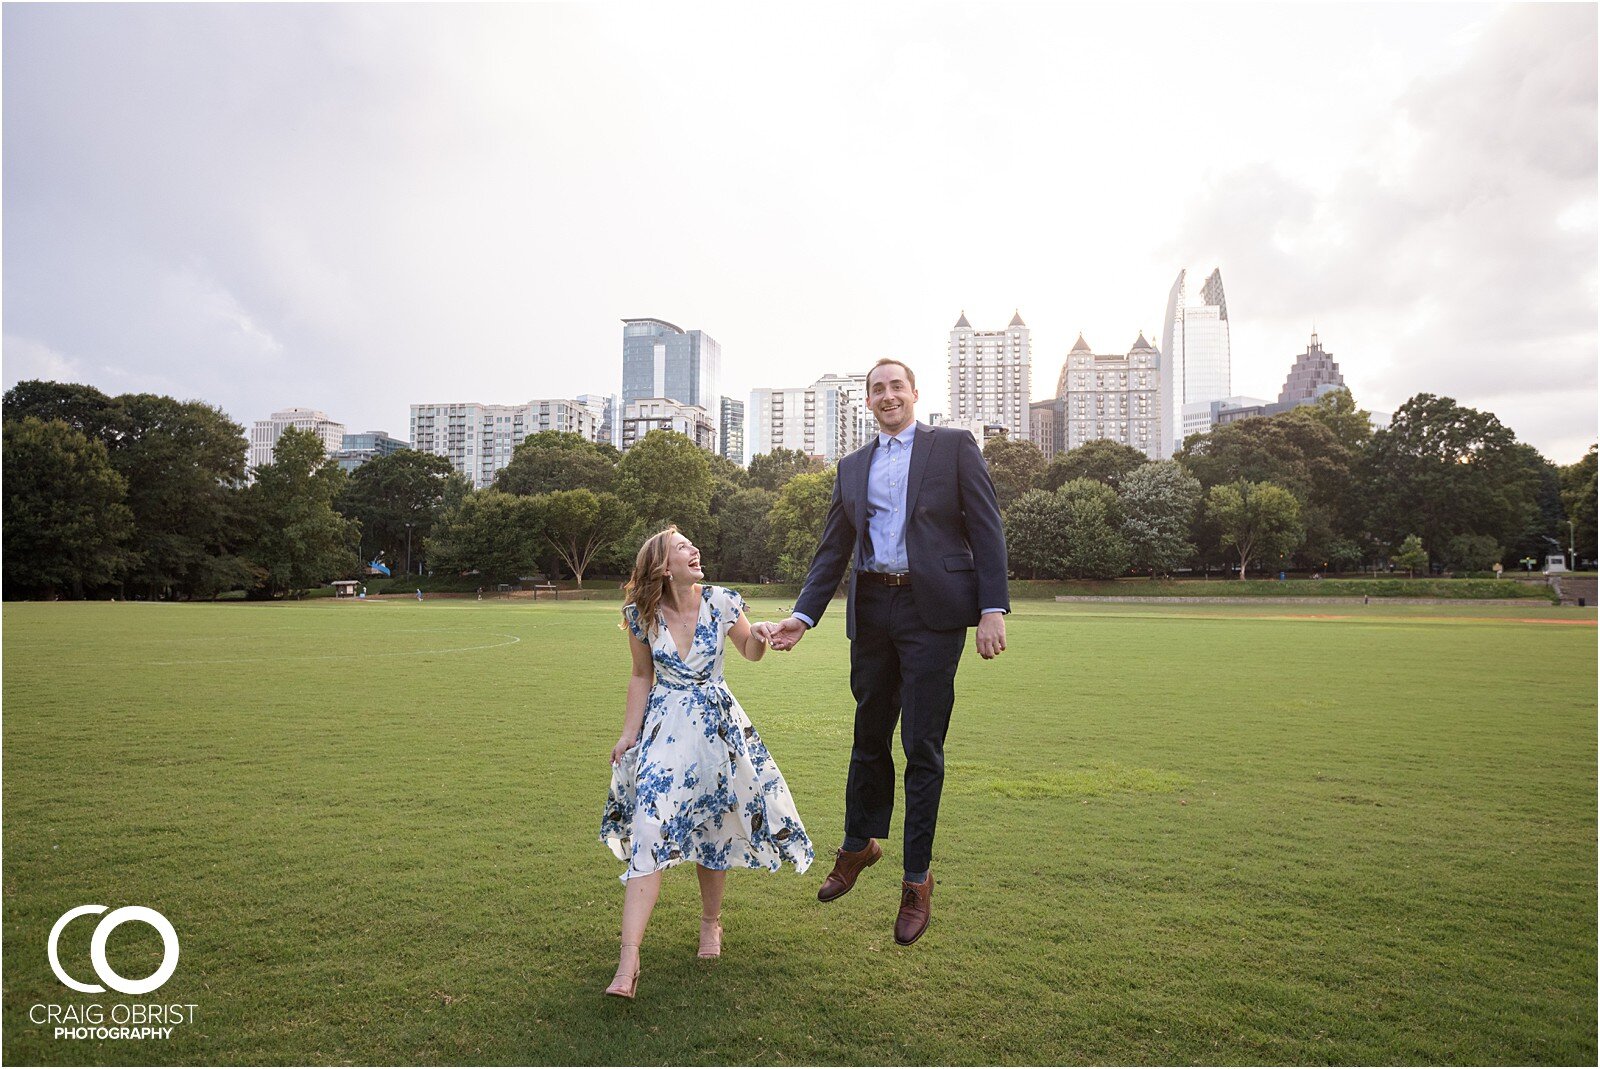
left=858, top=570, right=912, bottom=587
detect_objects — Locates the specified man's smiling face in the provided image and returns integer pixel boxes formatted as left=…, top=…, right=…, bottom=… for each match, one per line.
left=866, top=362, right=918, bottom=436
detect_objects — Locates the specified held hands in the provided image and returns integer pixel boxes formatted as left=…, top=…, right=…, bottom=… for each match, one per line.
left=752, top=616, right=808, bottom=652
left=976, top=612, right=1007, bottom=660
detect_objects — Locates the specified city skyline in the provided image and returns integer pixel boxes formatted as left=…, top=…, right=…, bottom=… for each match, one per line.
left=3, top=4, right=1595, bottom=463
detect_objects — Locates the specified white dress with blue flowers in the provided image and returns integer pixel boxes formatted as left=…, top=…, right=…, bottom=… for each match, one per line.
left=601, top=585, right=814, bottom=883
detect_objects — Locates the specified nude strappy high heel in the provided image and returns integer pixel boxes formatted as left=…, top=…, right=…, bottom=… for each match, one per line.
left=605, top=943, right=640, bottom=999
left=698, top=914, right=722, bottom=959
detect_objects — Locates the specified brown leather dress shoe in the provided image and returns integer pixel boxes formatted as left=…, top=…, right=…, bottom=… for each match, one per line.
left=816, top=839, right=882, bottom=902
left=894, top=873, right=933, bottom=945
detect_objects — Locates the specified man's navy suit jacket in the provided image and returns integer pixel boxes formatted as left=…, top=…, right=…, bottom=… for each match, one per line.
left=793, top=423, right=1010, bottom=640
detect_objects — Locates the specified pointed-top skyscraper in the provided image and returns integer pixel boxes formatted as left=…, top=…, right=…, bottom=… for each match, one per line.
left=948, top=310, right=1031, bottom=439
left=1158, top=267, right=1231, bottom=456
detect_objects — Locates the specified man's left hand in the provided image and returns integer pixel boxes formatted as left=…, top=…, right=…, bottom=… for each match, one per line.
left=976, top=613, right=1006, bottom=659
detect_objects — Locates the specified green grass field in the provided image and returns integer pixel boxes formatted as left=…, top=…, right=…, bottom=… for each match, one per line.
left=3, top=597, right=1595, bottom=1065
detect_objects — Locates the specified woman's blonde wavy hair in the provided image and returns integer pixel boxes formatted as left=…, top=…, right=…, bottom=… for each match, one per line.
left=622, top=525, right=685, bottom=639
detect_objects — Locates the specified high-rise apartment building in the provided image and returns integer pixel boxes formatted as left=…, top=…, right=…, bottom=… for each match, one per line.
left=809, top=371, right=875, bottom=447
left=1278, top=332, right=1344, bottom=404
left=1159, top=268, right=1231, bottom=457
left=948, top=311, right=1031, bottom=439
left=748, top=378, right=864, bottom=463
left=409, top=400, right=600, bottom=489
left=249, top=407, right=346, bottom=471
left=719, top=397, right=746, bottom=464
left=1059, top=333, right=1162, bottom=458
left=333, top=430, right=410, bottom=473
left=575, top=393, right=620, bottom=449
left=621, top=398, right=716, bottom=453
left=621, top=318, right=720, bottom=413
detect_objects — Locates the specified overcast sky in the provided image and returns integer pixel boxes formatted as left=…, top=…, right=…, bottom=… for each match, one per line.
left=4, top=3, right=1595, bottom=463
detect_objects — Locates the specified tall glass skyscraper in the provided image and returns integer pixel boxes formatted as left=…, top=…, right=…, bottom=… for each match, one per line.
left=621, top=318, right=721, bottom=412
left=1158, top=268, right=1231, bottom=457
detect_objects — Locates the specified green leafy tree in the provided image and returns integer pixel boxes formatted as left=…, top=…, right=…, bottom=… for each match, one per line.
left=768, top=469, right=837, bottom=582
left=1056, top=479, right=1133, bottom=578
left=1559, top=445, right=1597, bottom=565
left=1503, top=442, right=1566, bottom=568
left=4, top=382, right=254, bottom=598
left=1178, top=409, right=1356, bottom=569
left=711, top=487, right=778, bottom=583
left=1003, top=489, right=1069, bottom=579
left=614, top=430, right=715, bottom=543
left=111, top=394, right=254, bottom=599
left=1298, top=387, right=1374, bottom=455
left=1444, top=534, right=1502, bottom=573
left=2, top=380, right=121, bottom=441
left=1322, top=537, right=1365, bottom=574
left=746, top=447, right=824, bottom=492
left=243, top=427, right=360, bottom=597
left=1040, top=439, right=1149, bottom=492
left=701, top=456, right=751, bottom=577
left=983, top=434, right=1047, bottom=510
left=2, top=417, right=134, bottom=598
left=427, top=490, right=544, bottom=585
left=1394, top=534, right=1429, bottom=577
left=1118, top=461, right=1201, bottom=576
left=705, top=452, right=748, bottom=489
left=1205, top=480, right=1304, bottom=579
left=494, top=431, right=616, bottom=496
left=1360, top=394, right=1539, bottom=559
left=338, top=449, right=469, bottom=577
left=539, top=490, right=632, bottom=587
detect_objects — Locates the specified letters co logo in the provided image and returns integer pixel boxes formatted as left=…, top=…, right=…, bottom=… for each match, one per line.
left=48, top=906, right=179, bottom=995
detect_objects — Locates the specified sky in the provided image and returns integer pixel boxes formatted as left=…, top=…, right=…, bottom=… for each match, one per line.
left=4, top=2, right=1596, bottom=463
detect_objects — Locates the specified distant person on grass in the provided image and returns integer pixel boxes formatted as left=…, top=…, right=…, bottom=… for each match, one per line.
left=599, top=525, right=812, bottom=999
left=757, top=358, right=1010, bottom=947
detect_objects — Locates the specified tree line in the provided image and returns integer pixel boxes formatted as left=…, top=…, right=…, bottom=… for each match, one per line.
left=987, top=389, right=1595, bottom=578
left=3, top=379, right=1595, bottom=598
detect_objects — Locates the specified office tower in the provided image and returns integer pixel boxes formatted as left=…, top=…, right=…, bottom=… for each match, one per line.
left=747, top=379, right=863, bottom=463
left=1028, top=398, right=1064, bottom=460
left=621, top=318, right=720, bottom=412
left=575, top=393, right=620, bottom=449
left=1278, top=332, right=1345, bottom=404
left=333, top=430, right=410, bottom=473
left=249, top=408, right=346, bottom=471
left=719, top=397, right=746, bottom=464
left=1158, top=268, right=1231, bottom=457
left=947, top=310, right=1031, bottom=438
left=409, top=400, right=600, bottom=489
left=1060, top=333, right=1162, bottom=459
left=621, top=398, right=716, bottom=453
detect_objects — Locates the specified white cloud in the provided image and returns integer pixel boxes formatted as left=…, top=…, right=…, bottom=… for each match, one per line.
left=2, top=335, right=83, bottom=384
left=1169, top=3, right=1597, bottom=462
left=2, top=3, right=1593, bottom=462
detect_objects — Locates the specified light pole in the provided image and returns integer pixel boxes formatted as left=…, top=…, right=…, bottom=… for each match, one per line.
left=405, top=522, right=414, bottom=578
left=1570, top=519, right=1577, bottom=570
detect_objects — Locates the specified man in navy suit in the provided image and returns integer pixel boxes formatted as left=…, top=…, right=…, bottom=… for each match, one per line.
left=759, top=358, right=1009, bottom=945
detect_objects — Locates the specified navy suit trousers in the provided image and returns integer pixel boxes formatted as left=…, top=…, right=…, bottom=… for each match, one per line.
left=845, top=580, right=966, bottom=873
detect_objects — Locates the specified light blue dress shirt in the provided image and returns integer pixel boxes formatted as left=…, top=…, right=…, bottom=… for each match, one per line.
left=791, top=423, right=1004, bottom=629
left=862, top=423, right=916, bottom=573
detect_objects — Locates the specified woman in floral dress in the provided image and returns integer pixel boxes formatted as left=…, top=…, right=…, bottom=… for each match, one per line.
left=600, top=526, right=813, bottom=998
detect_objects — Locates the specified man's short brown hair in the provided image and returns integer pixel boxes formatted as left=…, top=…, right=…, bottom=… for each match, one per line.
left=867, top=359, right=916, bottom=391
